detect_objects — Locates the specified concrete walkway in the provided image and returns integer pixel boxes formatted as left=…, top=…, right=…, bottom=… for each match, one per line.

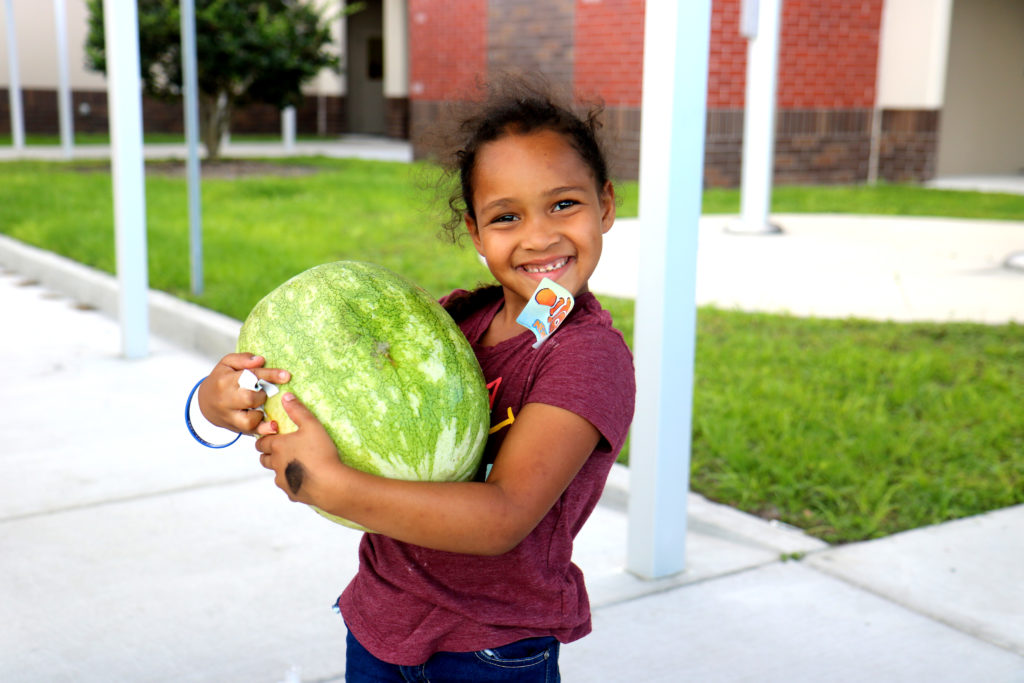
left=0, top=137, right=414, bottom=163
left=594, top=213, right=1024, bottom=324
left=2, top=143, right=1023, bottom=681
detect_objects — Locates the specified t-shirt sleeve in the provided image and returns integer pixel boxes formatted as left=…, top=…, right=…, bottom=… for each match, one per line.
left=524, top=324, right=636, bottom=455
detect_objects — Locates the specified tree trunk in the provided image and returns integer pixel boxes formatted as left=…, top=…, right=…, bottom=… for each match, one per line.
left=198, top=91, right=231, bottom=160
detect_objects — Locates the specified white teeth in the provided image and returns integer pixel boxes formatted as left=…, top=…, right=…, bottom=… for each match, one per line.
left=523, top=257, right=568, bottom=274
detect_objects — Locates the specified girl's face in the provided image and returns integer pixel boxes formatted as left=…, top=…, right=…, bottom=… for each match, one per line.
left=464, top=129, right=615, bottom=316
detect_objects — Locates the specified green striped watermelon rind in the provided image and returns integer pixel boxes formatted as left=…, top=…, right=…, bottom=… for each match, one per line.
left=237, top=261, right=490, bottom=531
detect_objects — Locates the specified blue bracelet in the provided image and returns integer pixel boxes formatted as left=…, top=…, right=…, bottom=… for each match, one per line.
left=185, top=377, right=242, bottom=448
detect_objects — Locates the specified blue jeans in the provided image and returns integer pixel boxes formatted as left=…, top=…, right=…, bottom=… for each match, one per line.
left=344, top=628, right=561, bottom=682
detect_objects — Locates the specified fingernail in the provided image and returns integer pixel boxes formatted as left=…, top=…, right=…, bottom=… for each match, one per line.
left=279, top=371, right=290, bottom=381
left=284, top=393, right=295, bottom=402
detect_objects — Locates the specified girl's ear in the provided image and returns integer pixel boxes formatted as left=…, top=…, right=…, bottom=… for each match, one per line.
left=599, top=180, right=616, bottom=234
left=464, top=213, right=485, bottom=256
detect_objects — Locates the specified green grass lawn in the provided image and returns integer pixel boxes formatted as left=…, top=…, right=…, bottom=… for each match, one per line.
left=2, top=156, right=1022, bottom=544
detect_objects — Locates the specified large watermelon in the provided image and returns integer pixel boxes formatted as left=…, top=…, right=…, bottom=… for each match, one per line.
left=237, top=261, right=489, bottom=530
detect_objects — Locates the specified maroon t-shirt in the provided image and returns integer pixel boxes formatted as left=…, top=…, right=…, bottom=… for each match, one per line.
left=338, top=290, right=636, bottom=666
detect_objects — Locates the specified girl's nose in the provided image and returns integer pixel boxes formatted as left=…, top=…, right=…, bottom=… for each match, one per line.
left=520, top=216, right=560, bottom=251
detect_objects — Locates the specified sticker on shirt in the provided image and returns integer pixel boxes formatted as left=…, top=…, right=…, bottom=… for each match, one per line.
left=516, top=278, right=574, bottom=349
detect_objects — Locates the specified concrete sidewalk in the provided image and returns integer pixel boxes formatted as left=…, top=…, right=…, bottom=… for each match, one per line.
left=0, top=137, right=414, bottom=163
left=593, top=213, right=1024, bottom=324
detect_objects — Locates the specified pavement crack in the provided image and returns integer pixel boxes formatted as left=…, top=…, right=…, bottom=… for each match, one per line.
left=0, top=474, right=265, bottom=525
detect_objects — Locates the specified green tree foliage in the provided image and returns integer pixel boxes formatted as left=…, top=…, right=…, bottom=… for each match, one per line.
left=85, top=0, right=342, bottom=159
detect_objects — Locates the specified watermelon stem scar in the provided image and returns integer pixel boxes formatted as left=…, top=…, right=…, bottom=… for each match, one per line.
left=374, top=341, right=396, bottom=367
left=285, top=460, right=305, bottom=494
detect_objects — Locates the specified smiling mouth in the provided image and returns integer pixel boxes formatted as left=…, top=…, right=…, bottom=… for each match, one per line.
left=521, top=256, right=570, bottom=274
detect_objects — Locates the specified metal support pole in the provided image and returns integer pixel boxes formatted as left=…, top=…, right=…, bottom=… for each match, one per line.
left=627, top=0, right=711, bottom=580
left=729, top=0, right=784, bottom=235
left=3, top=0, right=25, bottom=150
left=180, top=0, right=203, bottom=295
left=282, top=106, right=296, bottom=152
left=103, top=0, right=149, bottom=358
left=54, top=0, right=74, bottom=157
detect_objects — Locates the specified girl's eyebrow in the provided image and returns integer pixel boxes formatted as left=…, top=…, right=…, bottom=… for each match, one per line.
left=479, top=186, right=589, bottom=214
left=547, top=185, right=588, bottom=195
left=479, top=197, right=515, bottom=214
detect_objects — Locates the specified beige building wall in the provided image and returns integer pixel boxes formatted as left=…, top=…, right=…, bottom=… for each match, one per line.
left=937, top=0, right=1024, bottom=176
left=383, top=0, right=408, bottom=99
left=1, top=0, right=106, bottom=89
left=308, top=0, right=345, bottom=96
left=1, top=0, right=342, bottom=95
left=876, top=0, right=953, bottom=109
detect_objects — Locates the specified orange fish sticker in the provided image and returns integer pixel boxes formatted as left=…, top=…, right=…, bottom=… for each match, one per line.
left=516, top=278, right=575, bottom=348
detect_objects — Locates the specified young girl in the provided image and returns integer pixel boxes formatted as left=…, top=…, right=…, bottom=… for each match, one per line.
left=193, top=80, right=636, bottom=681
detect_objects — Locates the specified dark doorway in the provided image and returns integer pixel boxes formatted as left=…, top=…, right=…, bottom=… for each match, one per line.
left=346, top=0, right=386, bottom=135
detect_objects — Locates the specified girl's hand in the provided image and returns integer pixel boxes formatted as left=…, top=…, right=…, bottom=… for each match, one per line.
left=254, top=393, right=346, bottom=506
left=197, top=353, right=291, bottom=436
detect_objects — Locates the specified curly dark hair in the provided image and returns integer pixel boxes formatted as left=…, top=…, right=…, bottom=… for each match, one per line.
left=436, top=75, right=611, bottom=243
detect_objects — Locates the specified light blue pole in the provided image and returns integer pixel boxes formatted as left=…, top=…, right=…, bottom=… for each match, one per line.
left=180, top=0, right=203, bottom=295
left=53, top=0, right=74, bottom=157
left=103, top=0, right=149, bottom=359
left=627, top=0, right=711, bottom=580
left=730, top=0, right=784, bottom=235
left=3, top=0, right=25, bottom=150
left=282, top=106, right=296, bottom=152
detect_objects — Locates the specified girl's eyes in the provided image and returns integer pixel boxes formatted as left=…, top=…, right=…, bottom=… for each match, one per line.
left=486, top=199, right=579, bottom=225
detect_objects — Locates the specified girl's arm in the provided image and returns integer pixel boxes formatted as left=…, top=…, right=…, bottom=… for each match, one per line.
left=198, top=353, right=290, bottom=436
left=256, top=393, right=600, bottom=555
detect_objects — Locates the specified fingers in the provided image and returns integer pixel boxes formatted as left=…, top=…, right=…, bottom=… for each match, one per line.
left=254, top=419, right=280, bottom=436
left=203, top=355, right=291, bottom=433
left=237, top=409, right=274, bottom=435
left=279, top=393, right=312, bottom=427
left=256, top=436, right=299, bottom=498
left=220, top=354, right=290, bottom=385
left=257, top=368, right=291, bottom=385
left=235, top=386, right=270, bottom=411
left=217, top=355, right=266, bottom=383
left=219, top=352, right=267, bottom=371
left=255, top=434, right=274, bottom=461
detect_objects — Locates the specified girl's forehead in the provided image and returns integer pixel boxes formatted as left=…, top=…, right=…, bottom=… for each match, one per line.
left=474, top=130, right=595, bottom=185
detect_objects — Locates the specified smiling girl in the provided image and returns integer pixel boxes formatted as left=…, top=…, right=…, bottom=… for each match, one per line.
left=194, top=77, right=636, bottom=681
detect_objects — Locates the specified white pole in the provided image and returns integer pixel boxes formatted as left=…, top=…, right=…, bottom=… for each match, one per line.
left=627, top=0, right=711, bottom=580
left=729, top=0, right=784, bottom=235
left=54, top=0, right=74, bottom=157
left=282, top=105, right=296, bottom=152
left=180, top=0, right=203, bottom=295
left=103, top=0, right=149, bottom=359
left=3, top=0, right=25, bottom=150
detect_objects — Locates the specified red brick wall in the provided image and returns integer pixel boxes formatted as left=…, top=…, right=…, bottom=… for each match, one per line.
left=404, top=0, right=929, bottom=184
left=573, top=0, right=644, bottom=107
left=708, top=0, right=748, bottom=108
left=409, top=0, right=882, bottom=111
left=408, top=0, right=488, bottom=101
left=709, top=0, right=883, bottom=109
left=777, top=0, right=882, bottom=108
